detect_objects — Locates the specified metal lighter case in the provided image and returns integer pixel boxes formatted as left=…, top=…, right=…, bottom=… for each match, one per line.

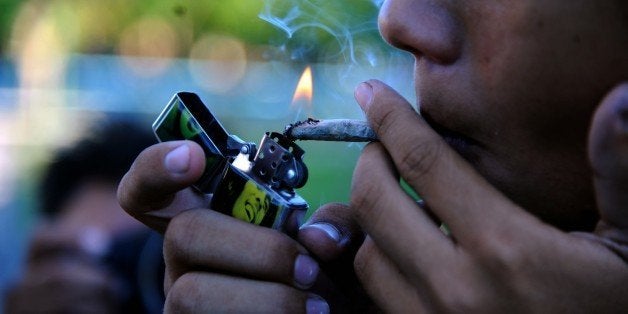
left=152, top=92, right=309, bottom=231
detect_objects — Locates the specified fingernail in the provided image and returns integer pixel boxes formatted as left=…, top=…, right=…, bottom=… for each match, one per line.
left=355, top=81, right=373, bottom=110
left=306, top=295, right=330, bottom=314
left=294, top=254, right=319, bottom=289
left=165, top=144, right=191, bottom=174
left=299, top=222, right=341, bottom=243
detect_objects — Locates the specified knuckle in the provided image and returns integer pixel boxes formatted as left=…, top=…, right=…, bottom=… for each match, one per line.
left=164, top=273, right=201, bottom=314
left=436, top=292, right=482, bottom=314
left=424, top=262, right=482, bottom=313
left=256, top=233, right=299, bottom=278
left=166, top=209, right=300, bottom=285
left=163, top=209, right=204, bottom=265
left=430, top=273, right=484, bottom=313
left=350, top=177, right=385, bottom=226
left=372, top=104, right=406, bottom=140
left=353, top=241, right=376, bottom=283
left=116, top=171, right=141, bottom=213
left=396, top=137, right=445, bottom=186
left=166, top=273, right=307, bottom=314
left=473, top=234, right=526, bottom=277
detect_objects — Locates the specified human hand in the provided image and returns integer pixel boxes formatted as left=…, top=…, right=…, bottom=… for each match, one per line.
left=297, top=203, right=377, bottom=312
left=117, top=141, right=209, bottom=233
left=118, top=141, right=362, bottom=313
left=347, top=80, right=628, bottom=313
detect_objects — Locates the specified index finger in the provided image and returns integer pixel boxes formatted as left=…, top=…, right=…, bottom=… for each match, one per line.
left=117, top=141, right=208, bottom=232
left=355, top=80, right=529, bottom=245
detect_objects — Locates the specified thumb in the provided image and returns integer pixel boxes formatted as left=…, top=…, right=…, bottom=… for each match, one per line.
left=298, top=203, right=363, bottom=262
left=298, top=203, right=372, bottom=312
left=117, top=141, right=208, bottom=233
left=589, top=83, right=628, bottom=231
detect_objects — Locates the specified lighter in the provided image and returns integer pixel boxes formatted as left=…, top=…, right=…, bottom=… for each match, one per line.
left=153, top=92, right=309, bottom=231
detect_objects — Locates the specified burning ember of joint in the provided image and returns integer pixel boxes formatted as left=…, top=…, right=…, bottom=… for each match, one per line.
left=291, top=66, right=313, bottom=113
left=284, top=66, right=377, bottom=142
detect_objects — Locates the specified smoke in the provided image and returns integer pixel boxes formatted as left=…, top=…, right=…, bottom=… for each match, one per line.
left=259, top=0, right=414, bottom=122
left=259, top=0, right=383, bottom=65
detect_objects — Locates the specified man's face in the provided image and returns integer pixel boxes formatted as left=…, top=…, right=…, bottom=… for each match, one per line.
left=378, top=0, right=628, bottom=230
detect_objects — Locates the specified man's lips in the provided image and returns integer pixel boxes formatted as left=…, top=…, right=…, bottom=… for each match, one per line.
left=421, top=111, right=482, bottom=162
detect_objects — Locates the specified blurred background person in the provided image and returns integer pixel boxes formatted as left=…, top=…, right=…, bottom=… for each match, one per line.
left=4, top=119, right=164, bottom=313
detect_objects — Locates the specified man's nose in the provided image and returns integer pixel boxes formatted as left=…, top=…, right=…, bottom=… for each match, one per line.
left=378, top=0, right=462, bottom=64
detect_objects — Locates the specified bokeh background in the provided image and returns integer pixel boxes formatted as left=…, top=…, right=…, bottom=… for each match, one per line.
left=0, top=0, right=413, bottom=306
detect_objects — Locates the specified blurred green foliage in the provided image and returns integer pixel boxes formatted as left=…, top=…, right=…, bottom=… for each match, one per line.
left=0, top=0, right=384, bottom=62
left=0, top=0, right=21, bottom=52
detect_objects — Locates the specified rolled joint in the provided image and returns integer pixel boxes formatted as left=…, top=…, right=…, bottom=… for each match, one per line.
left=284, top=119, right=377, bottom=142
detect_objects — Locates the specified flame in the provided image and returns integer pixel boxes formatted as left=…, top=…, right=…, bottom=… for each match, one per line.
left=291, top=66, right=313, bottom=110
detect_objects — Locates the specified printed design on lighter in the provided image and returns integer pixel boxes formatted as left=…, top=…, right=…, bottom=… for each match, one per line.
left=232, top=180, right=271, bottom=225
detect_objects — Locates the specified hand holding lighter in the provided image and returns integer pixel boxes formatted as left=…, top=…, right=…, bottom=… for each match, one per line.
left=152, top=92, right=309, bottom=231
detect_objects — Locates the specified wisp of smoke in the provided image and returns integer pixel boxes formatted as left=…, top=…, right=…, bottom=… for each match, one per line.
left=259, top=0, right=414, bottom=125
left=259, top=0, right=383, bottom=65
